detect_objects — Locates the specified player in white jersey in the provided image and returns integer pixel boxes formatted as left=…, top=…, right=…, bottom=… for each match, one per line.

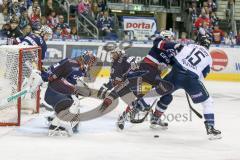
left=148, top=35, right=221, bottom=140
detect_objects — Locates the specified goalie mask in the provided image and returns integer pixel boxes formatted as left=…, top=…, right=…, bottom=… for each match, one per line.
left=109, top=47, right=125, bottom=61
left=77, top=50, right=97, bottom=69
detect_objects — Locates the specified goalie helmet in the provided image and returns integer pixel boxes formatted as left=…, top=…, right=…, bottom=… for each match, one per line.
left=77, top=50, right=97, bottom=68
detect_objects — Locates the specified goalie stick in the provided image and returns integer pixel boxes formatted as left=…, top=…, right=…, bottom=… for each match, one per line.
left=185, top=92, right=203, bottom=119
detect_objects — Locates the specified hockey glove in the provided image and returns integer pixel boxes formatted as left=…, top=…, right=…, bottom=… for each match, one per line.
left=174, top=44, right=184, bottom=53
left=99, top=97, right=113, bottom=112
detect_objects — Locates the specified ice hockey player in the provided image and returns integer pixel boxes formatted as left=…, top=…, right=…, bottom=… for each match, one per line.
left=135, top=35, right=221, bottom=140
left=20, top=25, right=52, bottom=60
left=43, top=51, right=96, bottom=136
left=97, top=46, right=141, bottom=112
left=98, top=31, right=183, bottom=129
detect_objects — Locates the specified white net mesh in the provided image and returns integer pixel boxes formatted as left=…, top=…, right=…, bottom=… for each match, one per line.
left=0, top=45, right=41, bottom=126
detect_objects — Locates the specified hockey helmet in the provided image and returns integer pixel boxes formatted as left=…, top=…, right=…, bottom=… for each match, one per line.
left=160, top=30, right=175, bottom=40
left=196, top=35, right=212, bottom=49
left=39, top=25, right=53, bottom=39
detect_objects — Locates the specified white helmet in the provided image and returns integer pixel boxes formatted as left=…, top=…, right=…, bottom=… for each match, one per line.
left=40, top=25, right=53, bottom=36
left=160, top=30, right=174, bottom=39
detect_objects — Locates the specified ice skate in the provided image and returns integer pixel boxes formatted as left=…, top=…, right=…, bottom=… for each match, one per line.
left=204, top=122, right=222, bottom=140
left=150, top=113, right=168, bottom=130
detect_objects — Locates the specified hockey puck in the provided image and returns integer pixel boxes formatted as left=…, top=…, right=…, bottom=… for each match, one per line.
left=154, top=135, right=159, bottom=138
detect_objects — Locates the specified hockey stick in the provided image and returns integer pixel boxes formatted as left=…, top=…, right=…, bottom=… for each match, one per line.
left=185, top=92, right=202, bottom=119
left=130, top=99, right=157, bottom=124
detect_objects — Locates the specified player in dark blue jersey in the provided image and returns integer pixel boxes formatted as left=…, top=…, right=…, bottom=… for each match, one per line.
left=44, top=51, right=96, bottom=136
left=97, top=47, right=141, bottom=113
left=20, top=25, right=52, bottom=60
left=116, top=31, right=184, bottom=130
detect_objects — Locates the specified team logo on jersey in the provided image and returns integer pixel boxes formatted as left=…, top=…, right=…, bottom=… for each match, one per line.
left=210, top=49, right=228, bottom=71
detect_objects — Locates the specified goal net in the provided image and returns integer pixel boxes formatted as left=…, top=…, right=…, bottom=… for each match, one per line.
left=0, top=45, right=42, bottom=126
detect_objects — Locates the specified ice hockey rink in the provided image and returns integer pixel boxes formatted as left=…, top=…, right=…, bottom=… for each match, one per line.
left=0, top=79, right=240, bottom=160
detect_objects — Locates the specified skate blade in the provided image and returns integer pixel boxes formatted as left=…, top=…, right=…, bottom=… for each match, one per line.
left=208, top=134, right=222, bottom=140
left=150, top=124, right=168, bottom=130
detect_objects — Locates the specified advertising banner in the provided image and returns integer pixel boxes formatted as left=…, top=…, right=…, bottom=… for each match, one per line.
left=42, top=44, right=64, bottom=66
left=209, top=47, right=240, bottom=73
left=123, top=16, right=157, bottom=40
left=0, top=38, right=239, bottom=81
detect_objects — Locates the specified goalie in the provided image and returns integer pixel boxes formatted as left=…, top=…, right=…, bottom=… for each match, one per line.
left=43, top=51, right=96, bottom=136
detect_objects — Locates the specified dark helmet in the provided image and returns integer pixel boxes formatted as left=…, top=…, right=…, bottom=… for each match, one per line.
left=197, top=35, right=212, bottom=49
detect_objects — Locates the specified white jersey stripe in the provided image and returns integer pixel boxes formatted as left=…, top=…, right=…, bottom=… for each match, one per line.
left=146, top=55, right=161, bottom=65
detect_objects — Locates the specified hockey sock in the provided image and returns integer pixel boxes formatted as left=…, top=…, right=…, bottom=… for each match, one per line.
left=201, top=97, right=215, bottom=126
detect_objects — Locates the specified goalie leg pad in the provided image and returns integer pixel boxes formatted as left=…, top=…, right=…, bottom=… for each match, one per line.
left=49, top=106, right=81, bottom=136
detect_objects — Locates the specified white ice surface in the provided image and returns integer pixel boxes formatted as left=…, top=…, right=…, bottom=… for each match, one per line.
left=0, top=79, right=240, bottom=160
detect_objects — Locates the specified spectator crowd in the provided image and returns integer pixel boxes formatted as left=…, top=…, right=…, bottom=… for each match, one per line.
left=186, top=0, right=240, bottom=45
left=0, top=0, right=112, bottom=41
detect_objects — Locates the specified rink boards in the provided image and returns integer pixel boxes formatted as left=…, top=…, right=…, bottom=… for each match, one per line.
left=1, top=40, right=239, bottom=82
